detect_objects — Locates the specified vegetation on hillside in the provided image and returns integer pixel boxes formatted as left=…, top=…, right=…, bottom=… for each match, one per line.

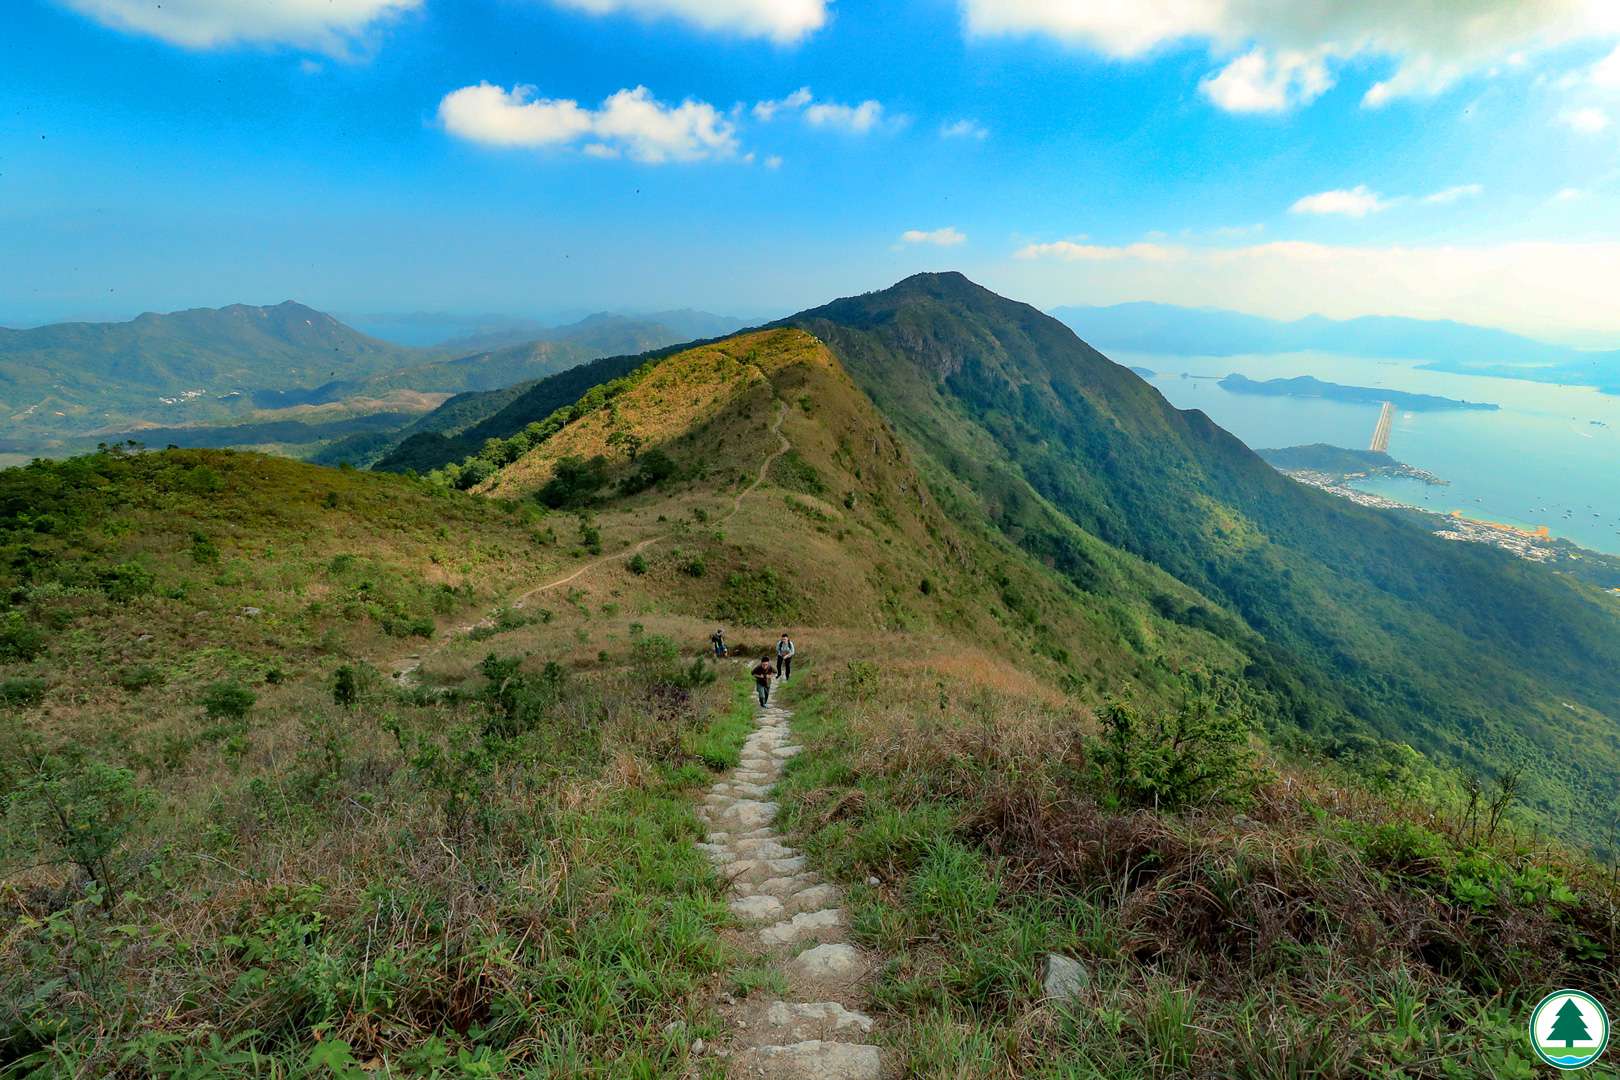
left=7, top=283, right=1620, bottom=1076
left=789, top=272, right=1620, bottom=852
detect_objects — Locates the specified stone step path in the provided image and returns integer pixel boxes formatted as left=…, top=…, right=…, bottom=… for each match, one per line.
left=698, top=695, right=883, bottom=1079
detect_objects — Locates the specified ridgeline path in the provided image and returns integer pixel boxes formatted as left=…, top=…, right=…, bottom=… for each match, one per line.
left=390, top=399, right=791, bottom=686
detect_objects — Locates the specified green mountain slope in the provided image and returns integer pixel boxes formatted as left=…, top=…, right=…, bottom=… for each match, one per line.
left=6, top=310, right=1618, bottom=1075
left=788, top=273, right=1620, bottom=846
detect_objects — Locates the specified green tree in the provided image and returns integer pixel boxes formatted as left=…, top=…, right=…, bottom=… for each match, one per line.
left=1548, top=998, right=1592, bottom=1048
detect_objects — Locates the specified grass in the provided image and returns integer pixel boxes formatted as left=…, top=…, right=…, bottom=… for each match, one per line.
left=770, top=654, right=1620, bottom=1079
left=10, top=327, right=1620, bottom=1078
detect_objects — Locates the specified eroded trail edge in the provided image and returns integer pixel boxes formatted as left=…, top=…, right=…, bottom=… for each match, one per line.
left=696, top=697, right=883, bottom=1079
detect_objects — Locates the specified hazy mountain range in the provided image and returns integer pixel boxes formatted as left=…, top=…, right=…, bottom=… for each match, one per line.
left=0, top=302, right=743, bottom=455
left=1054, top=301, right=1620, bottom=391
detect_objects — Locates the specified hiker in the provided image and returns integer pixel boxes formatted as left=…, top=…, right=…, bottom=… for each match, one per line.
left=711, top=628, right=727, bottom=658
left=752, top=655, right=775, bottom=706
left=775, top=632, right=796, bottom=680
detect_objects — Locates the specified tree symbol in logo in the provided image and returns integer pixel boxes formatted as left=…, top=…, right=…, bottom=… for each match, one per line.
left=1549, top=998, right=1593, bottom=1048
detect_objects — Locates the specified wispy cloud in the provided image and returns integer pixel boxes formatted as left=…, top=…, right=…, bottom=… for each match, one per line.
left=749, top=87, right=897, bottom=133
left=548, top=0, right=828, bottom=43
left=58, top=0, right=419, bottom=54
left=901, top=227, right=966, bottom=247
left=1560, top=106, right=1611, bottom=134
left=752, top=87, right=812, bottom=121
left=1422, top=183, right=1485, bottom=204
left=439, top=83, right=740, bottom=163
left=940, top=118, right=989, bottom=140
left=1289, top=185, right=1390, bottom=218
left=1015, top=241, right=1181, bottom=262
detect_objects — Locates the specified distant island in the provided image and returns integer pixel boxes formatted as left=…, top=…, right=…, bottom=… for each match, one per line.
left=1221, top=373, right=1499, bottom=411
left=1258, top=443, right=1448, bottom=486
left=1128, top=365, right=1156, bottom=378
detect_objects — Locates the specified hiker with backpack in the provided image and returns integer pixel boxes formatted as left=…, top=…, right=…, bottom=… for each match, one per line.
left=775, top=632, right=796, bottom=680
left=711, top=628, right=727, bottom=658
left=752, top=655, right=775, bottom=706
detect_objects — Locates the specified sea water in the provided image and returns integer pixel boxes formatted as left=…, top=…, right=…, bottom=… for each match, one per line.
left=1114, top=350, right=1620, bottom=556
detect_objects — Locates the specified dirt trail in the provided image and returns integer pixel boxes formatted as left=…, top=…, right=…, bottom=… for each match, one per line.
left=390, top=401, right=791, bottom=686
left=695, top=691, right=884, bottom=1078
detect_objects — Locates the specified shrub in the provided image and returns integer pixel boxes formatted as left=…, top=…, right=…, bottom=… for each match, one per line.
left=538, top=456, right=608, bottom=508
left=97, top=561, right=155, bottom=603
left=332, top=664, right=360, bottom=708
left=118, top=664, right=163, bottom=692
left=628, top=553, right=648, bottom=575
left=1096, top=674, right=1262, bottom=810
left=0, top=677, right=47, bottom=709
left=3, top=743, right=153, bottom=903
left=201, top=680, right=256, bottom=721
left=189, top=531, right=220, bottom=565
left=0, top=611, right=45, bottom=662
left=579, top=519, right=603, bottom=556
left=620, top=449, right=677, bottom=495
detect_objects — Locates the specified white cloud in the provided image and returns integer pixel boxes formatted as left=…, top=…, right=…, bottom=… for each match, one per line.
left=753, top=87, right=813, bottom=121
left=940, top=118, right=990, bottom=139
left=901, top=227, right=967, bottom=247
left=550, top=0, right=828, bottom=42
left=1015, top=241, right=1182, bottom=262
left=804, top=99, right=886, bottom=133
left=1004, top=236, right=1620, bottom=342
left=1289, top=185, right=1390, bottom=217
left=1200, top=47, right=1334, bottom=112
left=764, top=154, right=784, bottom=169
left=1560, top=105, right=1611, bottom=132
left=439, top=83, right=740, bottom=163
left=961, top=1, right=1620, bottom=111
left=58, top=0, right=419, bottom=54
left=1552, top=186, right=1587, bottom=201
left=1592, top=43, right=1620, bottom=86
left=1422, top=183, right=1485, bottom=204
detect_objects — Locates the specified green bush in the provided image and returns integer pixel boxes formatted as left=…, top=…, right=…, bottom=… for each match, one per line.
left=0, top=677, right=47, bottom=709
left=332, top=664, right=360, bottom=708
left=0, top=611, right=45, bottom=661
left=538, top=456, right=608, bottom=509
left=1096, top=675, right=1262, bottom=810
left=2, top=744, right=153, bottom=903
left=201, top=680, right=256, bottom=721
left=628, top=553, right=648, bottom=575
left=97, top=561, right=155, bottom=603
left=620, top=449, right=677, bottom=495
left=118, top=664, right=163, bottom=692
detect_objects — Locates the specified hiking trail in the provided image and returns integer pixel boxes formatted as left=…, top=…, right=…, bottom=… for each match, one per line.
left=695, top=692, right=883, bottom=1079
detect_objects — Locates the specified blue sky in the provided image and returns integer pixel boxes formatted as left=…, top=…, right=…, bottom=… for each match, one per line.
left=5, top=0, right=1620, bottom=342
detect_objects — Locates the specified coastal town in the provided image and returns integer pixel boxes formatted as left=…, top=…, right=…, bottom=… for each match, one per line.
left=1281, top=469, right=1559, bottom=563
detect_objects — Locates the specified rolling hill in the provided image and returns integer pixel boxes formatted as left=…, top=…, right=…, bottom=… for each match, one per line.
left=5, top=276, right=1619, bottom=1075
left=2, top=304, right=741, bottom=459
